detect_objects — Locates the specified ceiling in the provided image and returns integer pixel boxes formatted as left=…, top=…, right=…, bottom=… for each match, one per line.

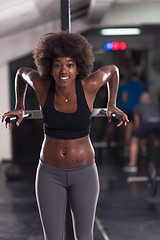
left=0, top=0, right=90, bottom=38
left=1, top=0, right=160, bottom=39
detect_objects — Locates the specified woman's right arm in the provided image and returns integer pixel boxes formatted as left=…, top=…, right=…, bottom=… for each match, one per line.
left=1, top=67, right=48, bottom=129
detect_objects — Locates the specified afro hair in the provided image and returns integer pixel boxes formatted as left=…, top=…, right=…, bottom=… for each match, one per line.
left=33, top=31, right=95, bottom=81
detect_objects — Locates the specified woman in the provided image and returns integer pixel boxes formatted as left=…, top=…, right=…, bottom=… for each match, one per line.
left=2, top=31, right=128, bottom=240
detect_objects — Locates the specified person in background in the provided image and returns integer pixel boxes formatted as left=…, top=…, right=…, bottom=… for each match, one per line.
left=116, top=73, right=127, bottom=111
left=122, top=71, right=145, bottom=157
left=123, top=91, right=160, bottom=173
left=103, top=74, right=127, bottom=147
left=2, top=31, right=128, bottom=240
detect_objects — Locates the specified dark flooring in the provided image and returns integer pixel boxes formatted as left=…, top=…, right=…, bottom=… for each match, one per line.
left=0, top=147, right=160, bottom=240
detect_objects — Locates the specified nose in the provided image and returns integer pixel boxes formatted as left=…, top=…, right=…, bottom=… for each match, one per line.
left=60, top=65, right=68, bottom=74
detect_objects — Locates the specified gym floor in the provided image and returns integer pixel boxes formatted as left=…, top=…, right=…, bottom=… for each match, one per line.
left=0, top=147, right=160, bottom=240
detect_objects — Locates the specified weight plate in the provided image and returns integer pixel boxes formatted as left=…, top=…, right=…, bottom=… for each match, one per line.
left=148, top=161, right=158, bottom=197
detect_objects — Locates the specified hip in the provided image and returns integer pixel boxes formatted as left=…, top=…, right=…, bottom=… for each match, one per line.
left=36, top=159, right=99, bottom=189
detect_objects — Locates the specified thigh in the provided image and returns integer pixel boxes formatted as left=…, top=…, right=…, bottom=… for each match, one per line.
left=68, top=162, right=100, bottom=240
left=134, top=123, right=150, bottom=139
left=35, top=161, right=67, bottom=240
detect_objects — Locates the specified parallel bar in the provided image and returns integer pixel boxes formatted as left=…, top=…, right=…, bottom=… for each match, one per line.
left=5, top=109, right=121, bottom=123
left=61, top=0, right=71, bottom=32
left=27, top=108, right=107, bottom=119
left=25, top=110, right=42, bottom=119
left=5, top=108, right=108, bottom=123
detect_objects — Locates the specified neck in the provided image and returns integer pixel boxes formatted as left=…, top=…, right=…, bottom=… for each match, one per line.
left=55, top=83, right=76, bottom=102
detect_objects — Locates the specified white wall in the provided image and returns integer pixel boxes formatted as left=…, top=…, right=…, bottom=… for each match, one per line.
left=0, top=20, right=60, bottom=162
left=0, top=63, right=12, bottom=161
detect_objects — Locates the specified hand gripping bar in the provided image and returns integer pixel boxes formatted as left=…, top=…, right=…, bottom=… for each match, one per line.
left=5, top=108, right=121, bottom=124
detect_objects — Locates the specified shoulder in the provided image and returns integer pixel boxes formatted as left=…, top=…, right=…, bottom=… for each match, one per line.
left=18, top=67, right=51, bottom=93
left=82, top=64, right=118, bottom=92
left=18, top=67, right=41, bottom=86
left=91, top=64, right=118, bottom=80
left=18, top=67, right=39, bottom=77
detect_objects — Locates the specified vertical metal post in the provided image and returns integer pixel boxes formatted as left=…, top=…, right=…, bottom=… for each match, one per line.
left=60, top=2, right=73, bottom=239
left=61, top=0, right=71, bottom=33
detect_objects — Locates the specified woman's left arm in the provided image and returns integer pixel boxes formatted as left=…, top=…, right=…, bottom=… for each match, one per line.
left=96, top=65, right=129, bottom=126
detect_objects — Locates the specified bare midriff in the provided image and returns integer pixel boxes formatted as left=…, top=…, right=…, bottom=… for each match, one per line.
left=40, top=135, right=95, bottom=169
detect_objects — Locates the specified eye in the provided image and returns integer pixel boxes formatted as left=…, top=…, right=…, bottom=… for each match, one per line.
left=54, top=64, right=61, bottom=68
left=67, top=63, right=74, bottom=68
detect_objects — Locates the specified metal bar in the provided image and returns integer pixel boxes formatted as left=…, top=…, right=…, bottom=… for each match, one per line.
left=25, top=110, right=42, bottom=119
left=61, top=0, right=71, bottom=32
left=93, top=141, right=122, bottom=148
left=5, top=109, right=121, bottom=123
left=5, top=108, right=107, bottom=123
left=24, top=108, right=107, bottom=119
left=127, top=176, right=160, bottom=183
left=127, top=176, right=150, bottom=183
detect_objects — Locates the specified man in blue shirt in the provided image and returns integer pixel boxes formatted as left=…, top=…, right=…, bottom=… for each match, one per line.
left=122, top=71, right=145, bottom=158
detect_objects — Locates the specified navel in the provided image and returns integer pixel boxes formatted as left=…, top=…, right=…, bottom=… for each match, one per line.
left=62, top=149, right=66, bottom=155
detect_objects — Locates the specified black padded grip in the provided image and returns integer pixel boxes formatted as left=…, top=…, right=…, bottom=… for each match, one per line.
left=111, top=112, right=121, bottom=124
left=5, top=113, right=32, bottom=124
left=5, top=116, right=19, bottom=124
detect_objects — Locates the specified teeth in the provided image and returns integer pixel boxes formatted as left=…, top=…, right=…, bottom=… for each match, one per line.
left=60, top=77, right=69, bottom=80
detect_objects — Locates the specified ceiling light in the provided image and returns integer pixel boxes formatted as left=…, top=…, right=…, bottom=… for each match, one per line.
left=100, top=28, right=141, bottom=36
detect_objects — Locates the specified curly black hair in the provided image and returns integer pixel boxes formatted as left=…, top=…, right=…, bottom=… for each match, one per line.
left=33, top=31, right=95, bottom=80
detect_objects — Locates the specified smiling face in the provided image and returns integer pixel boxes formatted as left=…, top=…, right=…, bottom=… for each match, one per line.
left=52, top=57, right=78, bottom=88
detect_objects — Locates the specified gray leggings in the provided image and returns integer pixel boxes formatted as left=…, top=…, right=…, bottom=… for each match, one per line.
left=35, top=160, right=100, bottom=240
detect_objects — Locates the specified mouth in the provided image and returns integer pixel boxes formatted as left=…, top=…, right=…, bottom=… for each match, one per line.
left=59, top=76, right=70, bottom=80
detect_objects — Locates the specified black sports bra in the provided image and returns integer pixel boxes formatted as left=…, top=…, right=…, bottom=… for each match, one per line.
left=41, top=79, right=92, bottom=139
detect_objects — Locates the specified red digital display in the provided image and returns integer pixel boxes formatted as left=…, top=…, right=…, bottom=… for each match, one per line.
left=104, top=42, right=127, bottom=51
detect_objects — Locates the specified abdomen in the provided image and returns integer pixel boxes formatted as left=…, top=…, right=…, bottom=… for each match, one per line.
left=40, top=135, right=95, bottom=169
